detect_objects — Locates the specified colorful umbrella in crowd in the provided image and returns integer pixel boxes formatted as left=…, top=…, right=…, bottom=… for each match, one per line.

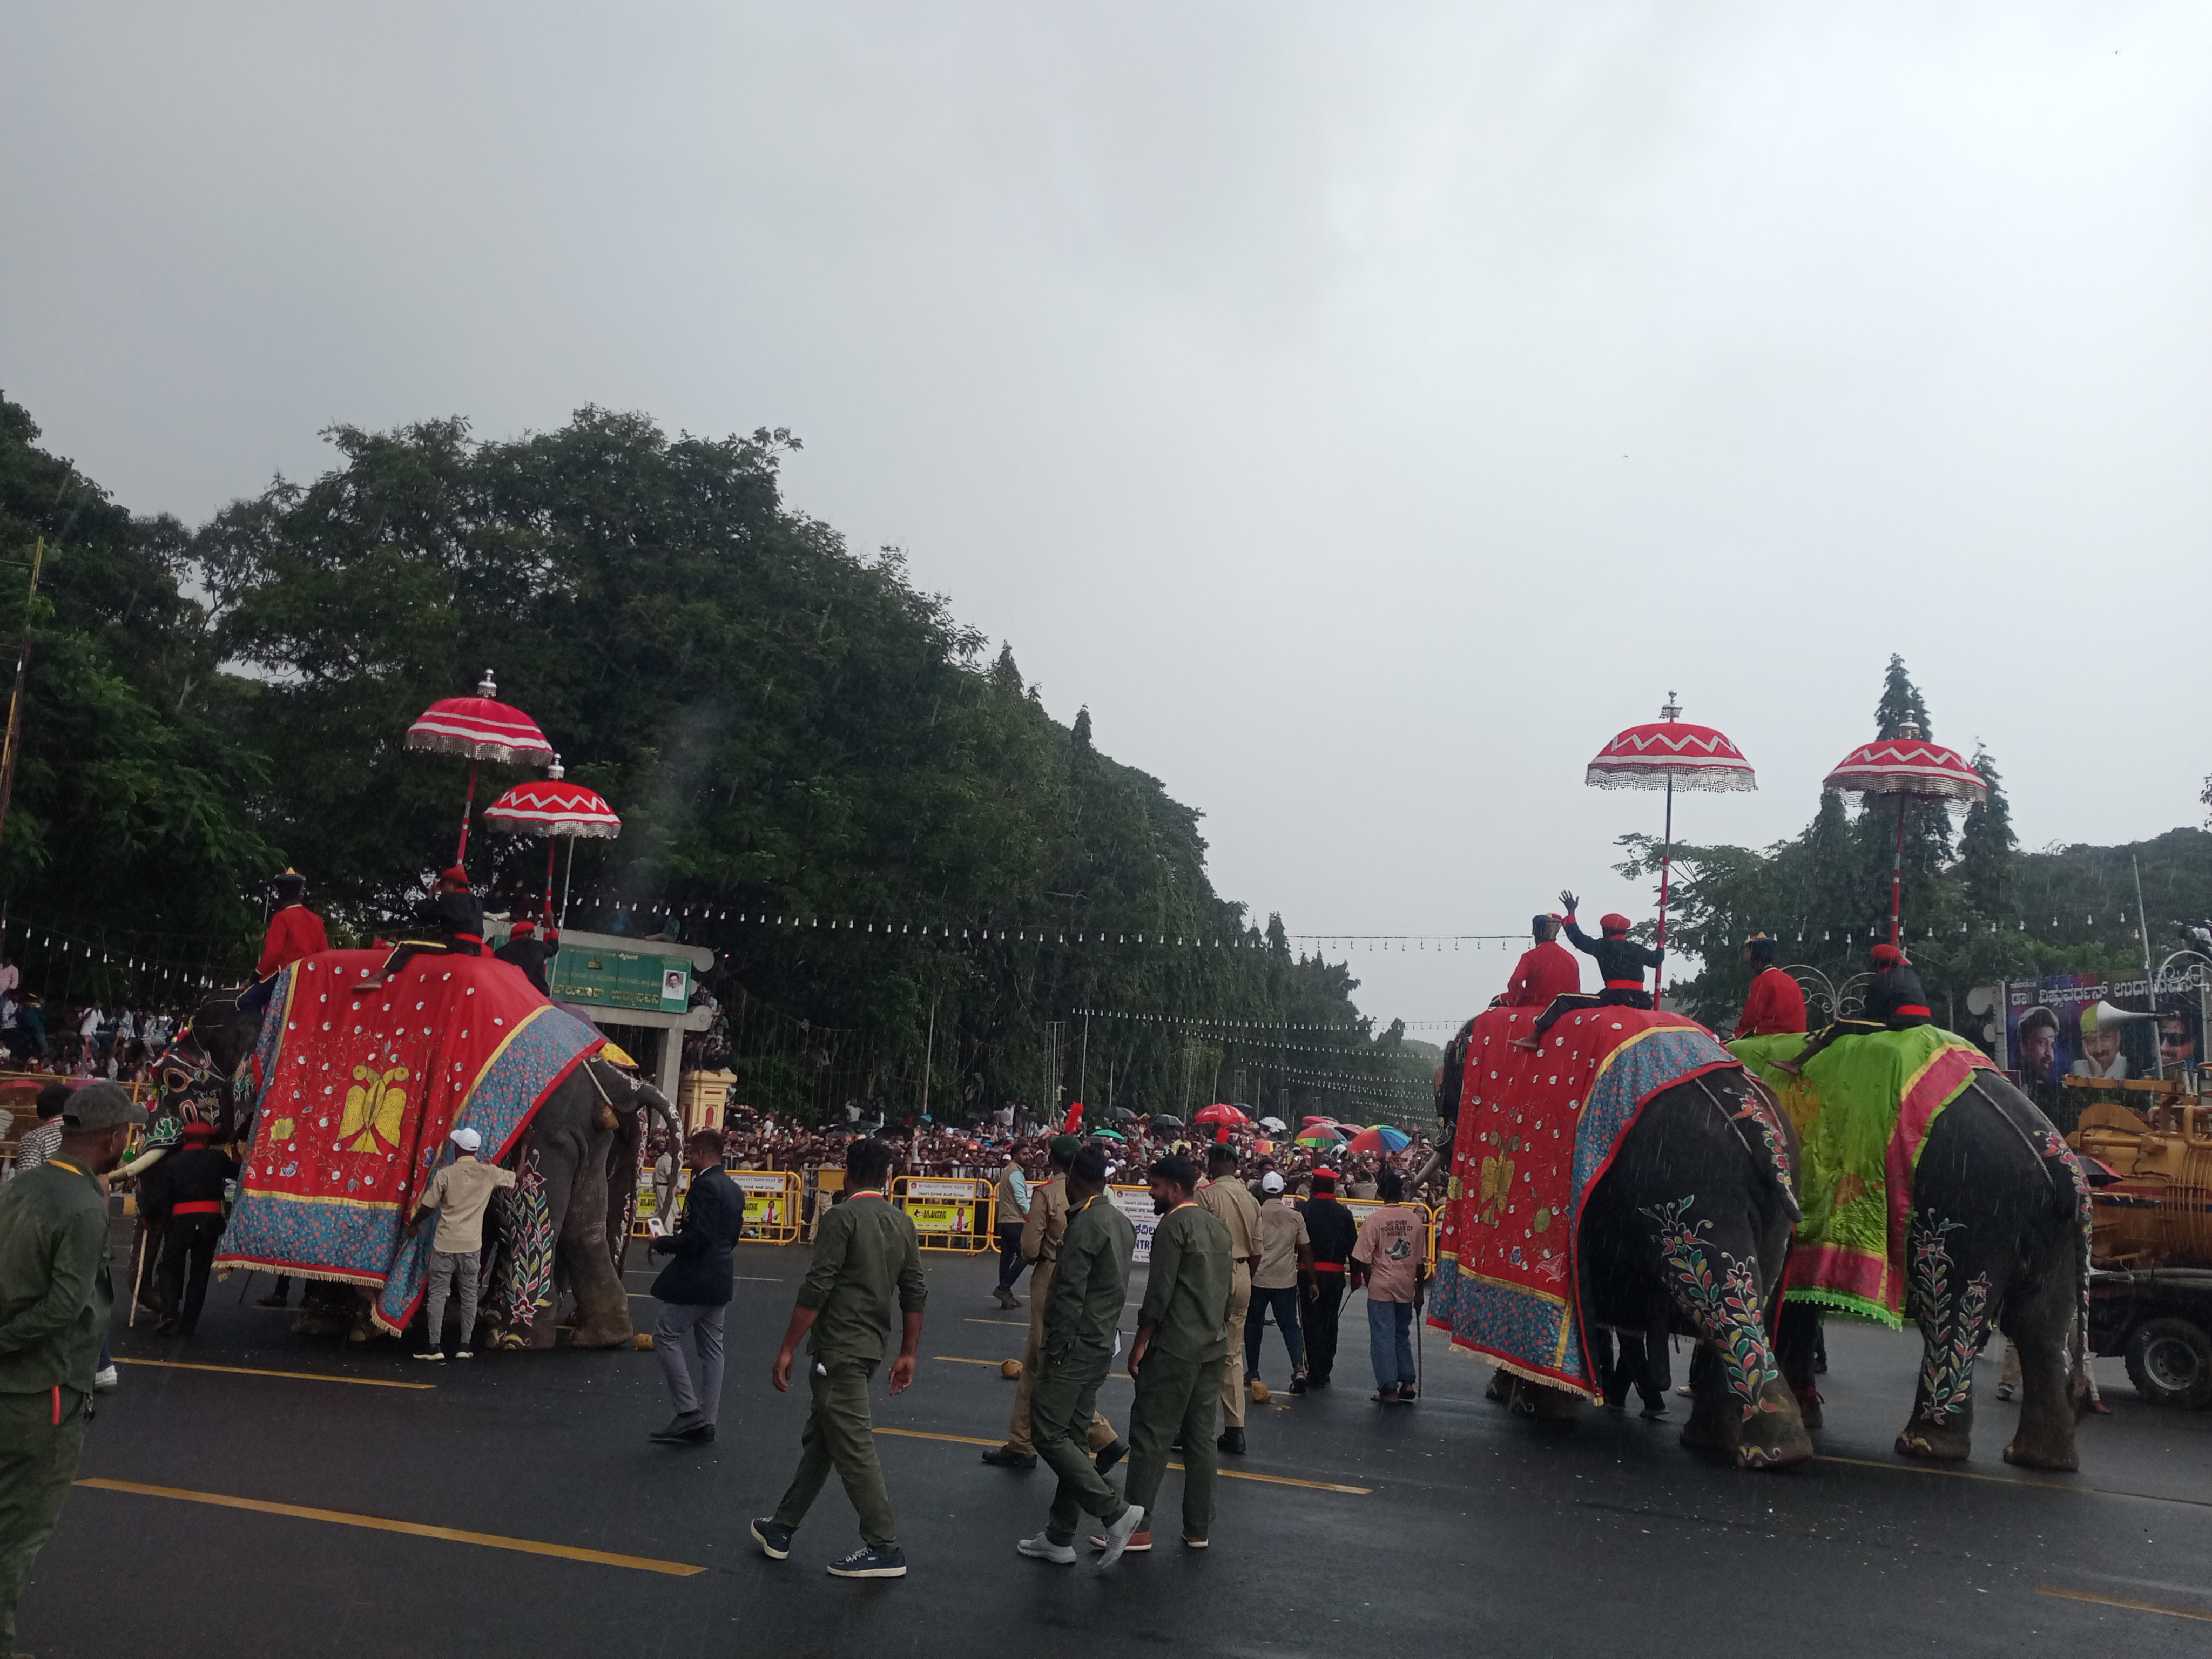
left=1822, top=721, right=1987, bottom=945
left=1346, top=1124, right=1411, bottom=1154
left=1092, top=1128, right=1126, bottom=1142
left=405, top=670, right=555, bottom=867
left=482, top=757, right=622, bottom=926
left=1294, top=1124, right=1349, bottom=1147
left=1194, top=1103, right=1249, bottom=1126
left=1586, top=695, right=1755, bottom=983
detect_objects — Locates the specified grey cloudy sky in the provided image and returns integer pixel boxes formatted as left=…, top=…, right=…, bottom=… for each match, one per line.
left=5, top=4, right=2209, bottom=1026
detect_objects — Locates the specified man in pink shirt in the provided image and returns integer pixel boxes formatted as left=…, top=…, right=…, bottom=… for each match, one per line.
left=1350, top=1169, right=1426, bottom=1404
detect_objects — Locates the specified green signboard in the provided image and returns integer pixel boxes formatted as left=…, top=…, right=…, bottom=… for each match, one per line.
left=549, top=946, right=692, bottom=1014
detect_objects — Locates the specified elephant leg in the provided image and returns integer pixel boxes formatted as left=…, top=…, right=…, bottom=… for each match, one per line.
left=1509, top=1379, right=1584, bottom=1421
left=1643, top=1198, right=1809, bottom=1471
left=1894, top=1207, right=1998, bottom=1462
left=1774, top=1300, right=1824, bottom=1429
left=2000, top=1244, right=2082, bottom=1471
left=558, top=1148, right=633, bottom=1349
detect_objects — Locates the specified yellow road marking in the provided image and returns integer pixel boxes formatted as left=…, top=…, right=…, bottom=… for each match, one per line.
left=1817, top=1454, right=2212, bottom=1510
left=2037, top=1587, right=2212, bottom=1623
left=113, top=1358, right=432, bottom=1391
left=871, top=1426, right=1371, bottom=1495
left=74, top=1479, right=704, bottom=1576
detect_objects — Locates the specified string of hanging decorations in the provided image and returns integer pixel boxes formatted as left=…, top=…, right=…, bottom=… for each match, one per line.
left=0, top=914, right=237, bottom=988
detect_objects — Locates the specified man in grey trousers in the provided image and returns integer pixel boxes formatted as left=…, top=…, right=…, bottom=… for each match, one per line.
left=648, top=1129, right=743, bottom=1444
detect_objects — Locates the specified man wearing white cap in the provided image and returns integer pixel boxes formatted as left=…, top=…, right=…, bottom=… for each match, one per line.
left=1246, top=1172, right=1312, bottom=1393
left=409, top=1126, right=515, bottom=1360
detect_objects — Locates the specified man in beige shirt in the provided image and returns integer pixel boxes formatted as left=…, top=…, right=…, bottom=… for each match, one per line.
left=993, top=1152, right=1031, bottom=1310
left=1196, top=1143, right=1263, bottom=1455
left=983, top=1136, right=1126, bottom=1472
left=408, top=1126, right=515, bottom=1360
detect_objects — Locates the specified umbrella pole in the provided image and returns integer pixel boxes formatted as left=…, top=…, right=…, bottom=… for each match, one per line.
left=543, top=838, right=557, bottom=926
left=1889, top=794, right=1907, bottom=945
left=456, top=759, right=479, bottom=867
left=560, top=839, right=576, bottom=927
left=1653, top=774, right=1674, bottom=991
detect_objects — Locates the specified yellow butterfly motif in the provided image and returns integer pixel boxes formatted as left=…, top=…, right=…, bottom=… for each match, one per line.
left=340, top=1064, right=410, bottom=1155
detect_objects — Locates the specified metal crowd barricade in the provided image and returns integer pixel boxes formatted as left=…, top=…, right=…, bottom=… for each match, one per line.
left=804, top=1165, right=844, bottom=1241
left=731, top=1169, right=803, bottom=1244
left=892, top=1174, right=994, bottom=1252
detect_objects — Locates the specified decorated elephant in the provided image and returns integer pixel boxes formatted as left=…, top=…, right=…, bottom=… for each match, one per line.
left=1431, top=1004, right=1813, bottom=1470
left=202, top=956, right=679, bottom=1352
left=1734, top=1028, right=2093, bottom=1471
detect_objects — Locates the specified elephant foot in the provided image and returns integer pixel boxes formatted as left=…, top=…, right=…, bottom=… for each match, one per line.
left=1510, top=1380, right=1585, bottom=1421
left=1793, top=1387, right=1824, bottom=1432
left=2002, top=1431, right=2080, bottom=1472
left=1894, top=1419, right=1972, bottom=1462
left=1735, top=1380, right=1813, bottom=1470
left=1485, top=1368, right=1513, bottom=1404
left=568, top=1312, right=635, bottom=1350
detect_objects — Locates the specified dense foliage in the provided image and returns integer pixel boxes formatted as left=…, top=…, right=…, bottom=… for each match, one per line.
left=0, top=396, right=1431, bottom=1123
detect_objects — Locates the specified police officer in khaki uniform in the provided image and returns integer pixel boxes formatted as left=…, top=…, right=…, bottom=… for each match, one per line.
left=1195, top=1142, right=1263, bottom=1455
left=983, top=1136, right=1128, bottom=1472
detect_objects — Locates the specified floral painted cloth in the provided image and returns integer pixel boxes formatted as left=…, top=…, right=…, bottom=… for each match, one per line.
left=215, top=949, right=601, bottom=1334
left=1729, top=1025, right=1993, bottom=1327
left=1428, top=1003, right=1740, bottom=1398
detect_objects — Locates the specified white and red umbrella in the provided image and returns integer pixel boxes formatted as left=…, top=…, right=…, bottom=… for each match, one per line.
left=483, top=758, right=622, bottom=925
left=404, top=670, right=555, bottom=867
left=1822, top=722, right=1986, bottom=945
left=1584, top=697, right=1755, bottom=983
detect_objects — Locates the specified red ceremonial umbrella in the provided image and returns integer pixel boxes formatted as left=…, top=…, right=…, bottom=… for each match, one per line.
left=1194, top=1103, right=1248, bottom=1125
left=482, top=757, right=622, bottom=926
left=1822, top=721, right=1986, bottom=945
left=405, top=670, right=555, bottom=867
left=1585, top=694, right=1755, bottom=984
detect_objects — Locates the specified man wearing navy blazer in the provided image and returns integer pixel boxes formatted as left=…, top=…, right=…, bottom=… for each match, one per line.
left=647, top=1128, right=744, bottom=1444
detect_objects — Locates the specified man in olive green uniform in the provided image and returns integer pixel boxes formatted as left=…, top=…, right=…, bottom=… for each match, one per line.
left=753, top=1137, right=927, bottom=1580
left=1196, top=1143, right=1263, bottom=1456
left=984, top=1136, right=1126, bottom=1472
left=1017, top=1144, right=1147, bottom=1567
left=1117, top=1153, right=1233, bottom=1552
left=0, top=1082, right=144, bottom=1652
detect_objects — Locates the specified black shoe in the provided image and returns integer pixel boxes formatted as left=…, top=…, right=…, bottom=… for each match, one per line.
left=1093, top=1437, right=1129, bottom=1477
left=1217, top=1427, right=1246, bottom=1455
left=1288, top=1375, right=1309, bottom=1396
left=751, top=1518, right=793, bottom=1560
left=981, top=1444, right=1037, bottom=1469
left=650, top=1412, right=709, bottom=1443
left=678, top=1420, right=716, bottom=1443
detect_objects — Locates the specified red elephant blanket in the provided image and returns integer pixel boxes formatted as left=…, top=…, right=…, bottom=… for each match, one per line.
left=215, top=949, right=603, bottom=1332
left=1427, top=1003, right=1749, bottom=1397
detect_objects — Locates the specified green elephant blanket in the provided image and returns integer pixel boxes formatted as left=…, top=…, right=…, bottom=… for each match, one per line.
left=1730, top=1026, right=1995, bottom=1327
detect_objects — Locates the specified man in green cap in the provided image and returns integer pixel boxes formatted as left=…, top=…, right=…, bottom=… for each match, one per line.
left=1111, top=1151, right=1232, bottom=1554
left=0, top=1080, right=145, bottom=1653
left=1017, top=1143, right=1147, bottom=1567
left=983, top=1134, right=1128, bottom=1473
left=752, top=1135, right=927, bottom=1580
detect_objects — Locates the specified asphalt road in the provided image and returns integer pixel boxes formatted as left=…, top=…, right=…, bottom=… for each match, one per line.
left=21, top=1226, right=2212, bottom=1658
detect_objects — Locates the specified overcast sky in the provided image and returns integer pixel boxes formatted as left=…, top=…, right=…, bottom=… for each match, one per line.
left=5, top=4, right=2209, bottom=1027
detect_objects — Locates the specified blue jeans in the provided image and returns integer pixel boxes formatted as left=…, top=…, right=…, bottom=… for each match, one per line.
left=1367, top=1298, right=1415, bottom=1391
left=1245, top=1285, right=1306, bottom=1378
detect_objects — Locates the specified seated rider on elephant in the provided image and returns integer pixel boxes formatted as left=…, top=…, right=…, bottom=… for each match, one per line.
left=1777, top=941, right=1929, bottom=1074
left=1513, top=889, right=1661, bottom=1051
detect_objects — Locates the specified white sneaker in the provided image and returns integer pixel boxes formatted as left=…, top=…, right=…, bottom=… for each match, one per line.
left=92, top=1365, right=119, bottom=1392
left=455, top=1350, right=474, bottom=1360
left=1096, top=1504, right=1146, bottom=1569
left=1017, top=1531, right=1076, bottom=1565
left=414, top=1350, right=444, bottom=1362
